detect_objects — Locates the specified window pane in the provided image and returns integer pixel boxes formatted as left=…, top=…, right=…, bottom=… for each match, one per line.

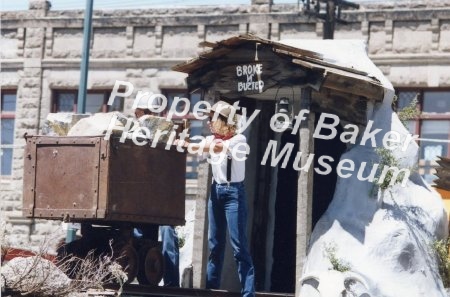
left=57, top=92, right=76, bottom=112
left=419, top=121, right=450, bottom=184
left=423, top=91, right=450, bottom=113
left=107, top=96, right=124, bottom=112
left=1, top=118, right=15, bottom=175
left=186, top=118, right=204, bottom=180
left=1, top=118, right=15, bottom=145
left=1, top=93, right=17, bottom=112
left=420, top=121, right=450, bottom=159
left=190, top=92, right=201, bottom=112
left=85, top=93, right=104, bottom=113
left=166, top=92, right=188, bottom=113
left=397, top=91, right=418, bottom=110
left=1, top=148, right=13, bottom=175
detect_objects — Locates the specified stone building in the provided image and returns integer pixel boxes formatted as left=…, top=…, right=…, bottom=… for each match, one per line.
left=1, top=0, right=450, bottom=294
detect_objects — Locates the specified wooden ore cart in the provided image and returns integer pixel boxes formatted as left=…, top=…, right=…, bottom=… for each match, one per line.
left=22, top=134, right=186, bottom=285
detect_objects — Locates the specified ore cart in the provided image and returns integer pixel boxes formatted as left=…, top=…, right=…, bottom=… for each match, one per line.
left=22, top=134, right=186, bottom=285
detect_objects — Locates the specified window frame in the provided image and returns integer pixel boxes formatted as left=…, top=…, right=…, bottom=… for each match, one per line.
left=51, top=89, right=124, bottom=113
left=161, top=88, right=203, bottom=120
left=395, top=87, right=450, bottom=183
left=1, top=89, right=17, bottom=177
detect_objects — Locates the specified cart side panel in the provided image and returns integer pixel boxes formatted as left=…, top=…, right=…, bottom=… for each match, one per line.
left=23, top=137, right=37, bottom=217
left=108, top=140, right=186, bottom=225
left=33, top=136, right=101, bottom=219
left=97, top=137, right=110, bottom=218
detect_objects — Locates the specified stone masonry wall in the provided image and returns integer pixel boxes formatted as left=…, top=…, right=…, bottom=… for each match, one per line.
left=1, top=0, right=450, bottom=250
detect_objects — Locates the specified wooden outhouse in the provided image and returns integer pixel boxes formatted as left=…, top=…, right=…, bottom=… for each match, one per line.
left=173, top=34, right=385, bottom=295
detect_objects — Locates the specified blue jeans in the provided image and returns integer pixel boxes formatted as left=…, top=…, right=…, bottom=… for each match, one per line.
left=206, top=182, right=255, bottom=297
left=160, top=225, right=180, bottom=287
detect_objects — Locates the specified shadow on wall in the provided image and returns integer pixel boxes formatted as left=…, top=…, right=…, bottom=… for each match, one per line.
left=312, top=113, right=347, bottom=229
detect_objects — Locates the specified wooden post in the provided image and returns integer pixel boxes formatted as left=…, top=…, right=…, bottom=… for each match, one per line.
left=324, top=0, right=336, bottom=39
left=192, top=161, right=212, bottom=288
left=295, top=87, right=315, bottom=295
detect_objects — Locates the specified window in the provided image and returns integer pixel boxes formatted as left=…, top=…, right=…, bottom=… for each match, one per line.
left=52, top=90, right=124, bottom=113
left=1, top=91, right=17, bottom=176
left=162, top=89, right=204, bottom=180
left=396, top=89, right=450, bottom=184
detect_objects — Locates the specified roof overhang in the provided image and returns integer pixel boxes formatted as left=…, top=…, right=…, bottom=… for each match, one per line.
left=172, top=34, right=385, bottom=125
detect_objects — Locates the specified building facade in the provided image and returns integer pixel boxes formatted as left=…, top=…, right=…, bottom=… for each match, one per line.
left=1, top=0, right=450, bottom=293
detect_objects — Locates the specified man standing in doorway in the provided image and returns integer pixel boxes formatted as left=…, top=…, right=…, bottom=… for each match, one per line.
left=176, top=100, right=255, bottom=297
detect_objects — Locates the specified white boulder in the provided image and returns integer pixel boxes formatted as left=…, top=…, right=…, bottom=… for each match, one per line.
left=295, top=40, right=448, bottom=297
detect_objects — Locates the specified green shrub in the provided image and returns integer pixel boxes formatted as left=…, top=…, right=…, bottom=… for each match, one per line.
left=323, top=243, right=351, bottom=272
left=374, top=147, right=407, bottom=190
left=431, top=238, right=450, bottom=288
left=175, top=226, right=186, bottom=249
left=397, top=96, right=419, bottom=127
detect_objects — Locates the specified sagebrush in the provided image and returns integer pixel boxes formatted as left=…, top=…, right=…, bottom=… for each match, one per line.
left=1, top=235, right=127, bottom=296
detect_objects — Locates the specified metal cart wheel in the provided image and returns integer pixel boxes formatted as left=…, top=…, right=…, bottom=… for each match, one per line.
left=137, top=244, right=164, bottom=286
left=116, top=244, right=139, bottom=284
left=137, top=243, right=152, bottom=285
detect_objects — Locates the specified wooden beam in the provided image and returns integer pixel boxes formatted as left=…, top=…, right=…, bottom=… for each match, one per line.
left=311, top=88, right=368, bottom=125
left=437, top=156, right=450, bottom=169
left=435, top=157, right=450, bottom=191
left=199, top=41, right=216, bottom=48
left=321, top=70, right=384, bottom=101
left=295, top=87, right=315, bottom=296
left=292, top=58, right=384, bottom=101
left=281, top=50, right=368, bottom=76
left=436, top=168, right=450, bottom=179
left=192, top=162, right=212, bottom=288
left=436, top=187, right=450, bottom=199
left=435, top=180, right=450, bottom=192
